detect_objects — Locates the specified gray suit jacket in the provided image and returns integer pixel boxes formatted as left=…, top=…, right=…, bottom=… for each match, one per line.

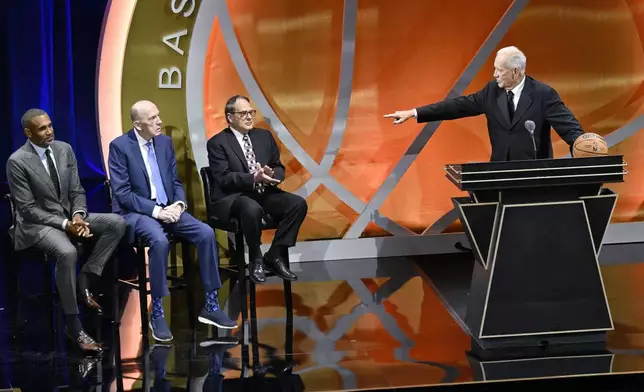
left=6, top=140, right=87, bottom=250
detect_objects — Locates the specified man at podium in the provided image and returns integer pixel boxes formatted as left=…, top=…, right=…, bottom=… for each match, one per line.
left=384, top=46, right=584, bottom=161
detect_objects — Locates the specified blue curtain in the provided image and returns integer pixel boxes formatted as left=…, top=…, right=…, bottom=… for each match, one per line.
left=0, top=0, right=109, bottom=182
left=0, top=0, right=108, bottom=346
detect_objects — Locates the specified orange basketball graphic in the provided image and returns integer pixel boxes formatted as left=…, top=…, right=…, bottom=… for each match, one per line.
left=97, top=0, right=644, bottom=248
left=94, top=1, right=644, bottom=387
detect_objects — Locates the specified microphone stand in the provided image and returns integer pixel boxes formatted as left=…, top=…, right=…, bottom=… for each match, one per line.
left=529, top=131, right=537, bottom=160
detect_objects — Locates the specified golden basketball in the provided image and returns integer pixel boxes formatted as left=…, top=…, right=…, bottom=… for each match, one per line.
left=572, top=133, right=608, bottom=157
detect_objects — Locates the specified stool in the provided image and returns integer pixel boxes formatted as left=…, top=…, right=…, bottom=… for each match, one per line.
left=3, top=193, right=101, bottom=357
left=199, top=167, right=294, bottom=363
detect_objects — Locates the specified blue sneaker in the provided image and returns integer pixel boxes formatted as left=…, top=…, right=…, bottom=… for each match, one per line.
left=149, top=317, right=173, bottom=341
left=198, top=307, right=238, bottom=329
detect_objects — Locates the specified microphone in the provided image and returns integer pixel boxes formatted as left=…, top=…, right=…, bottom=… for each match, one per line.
left=524, top=120, right=537, bottom=159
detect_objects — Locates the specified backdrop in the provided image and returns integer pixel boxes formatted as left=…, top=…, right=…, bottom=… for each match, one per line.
left=0, top=0, right=109, bottom=182
left=0, top=0, right=110, bottom=370
left=97, top=0, right=644, bottom=244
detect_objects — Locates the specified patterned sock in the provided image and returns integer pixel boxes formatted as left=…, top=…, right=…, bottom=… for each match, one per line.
left=205, top=290, right=220, bottom=312
left=151, top=297, right=164, bottom=320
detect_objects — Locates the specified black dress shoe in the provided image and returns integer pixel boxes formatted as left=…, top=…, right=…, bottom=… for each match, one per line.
left=264, top=256, right=297, bottom=281
left=65, top=329, right=103, bottom=353
left=80, top=289, right=103, bottom=314
left=249, top=259, right=266, bottom=284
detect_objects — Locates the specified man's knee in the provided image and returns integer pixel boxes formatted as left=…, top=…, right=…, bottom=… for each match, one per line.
left=240, top=202, right=264, bottom=222
left=136, top=216, right=168, bottom=248
left=57, top=246, right=78, bottom=267
left=148, top=232, right=170, bottom=249
left=195, top=222, right=216, bottom=243
left=141, top=227, right=170, bottom=251
left=291, top=194, right=308, bottom=215
left=112, top=214, right=127, bottom=236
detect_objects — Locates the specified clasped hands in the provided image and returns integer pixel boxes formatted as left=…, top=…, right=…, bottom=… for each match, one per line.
left=158, top=201, right=184, bottom=224
left=253, top=165, right=280, bottom=185
left=65, top=214, right=92, bottom=238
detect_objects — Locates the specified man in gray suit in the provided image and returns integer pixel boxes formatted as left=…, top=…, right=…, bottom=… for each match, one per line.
left=6, top=108, right=127, bottom=352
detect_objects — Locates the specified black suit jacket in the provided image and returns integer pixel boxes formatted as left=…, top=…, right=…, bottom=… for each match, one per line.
left=416, top=76, right=584, bottom=161
left=206, top=127, right=286, bottom=221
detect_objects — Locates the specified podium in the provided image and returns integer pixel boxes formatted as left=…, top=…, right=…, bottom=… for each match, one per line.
left=444, top=155, right=627, bottom=349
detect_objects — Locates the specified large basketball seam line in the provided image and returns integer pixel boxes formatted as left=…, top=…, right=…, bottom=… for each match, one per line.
left=343, top=0, right=531, bottom=239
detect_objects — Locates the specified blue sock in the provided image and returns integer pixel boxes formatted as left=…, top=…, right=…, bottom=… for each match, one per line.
left=151, top=297, right=164, bottom=320
left=205, top=290, right=219, bottom=312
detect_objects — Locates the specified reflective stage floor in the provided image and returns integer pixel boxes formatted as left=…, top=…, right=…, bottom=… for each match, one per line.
left=3, top=245, right=644, bottom=391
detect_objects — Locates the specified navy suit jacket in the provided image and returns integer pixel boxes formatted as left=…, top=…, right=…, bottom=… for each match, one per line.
left=108, top=129, right=186, bottom=242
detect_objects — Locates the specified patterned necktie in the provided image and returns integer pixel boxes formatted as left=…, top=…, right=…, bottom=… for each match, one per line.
left=45, top=149, right=60, bottom=197
left=145, top=141, right=169, bottom=205
left=242, top=135, right=264, bottom=193
left=507, top=90, right=515, bottom=121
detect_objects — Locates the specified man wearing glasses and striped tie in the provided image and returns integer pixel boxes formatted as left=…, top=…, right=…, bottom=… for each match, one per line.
left=206, top=95, right=307, bottom=285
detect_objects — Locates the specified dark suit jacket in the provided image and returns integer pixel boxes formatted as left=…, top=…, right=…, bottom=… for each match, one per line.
left=416, top=76, right=584, bottom=161
left=6, top=140, right=87, bottom=250
left=108, top=129, right=186, bottom=242
left=206, top=127, right=285, bottom=222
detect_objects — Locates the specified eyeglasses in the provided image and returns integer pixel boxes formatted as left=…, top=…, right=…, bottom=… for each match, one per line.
left=232, top=110, right=257, bottom=118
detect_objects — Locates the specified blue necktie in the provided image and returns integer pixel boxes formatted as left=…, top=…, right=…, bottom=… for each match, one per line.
left=146, top=141, right=168, bottom=205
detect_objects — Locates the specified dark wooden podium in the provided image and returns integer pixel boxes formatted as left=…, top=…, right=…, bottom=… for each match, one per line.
left=444, top=155, right=627, bottom=349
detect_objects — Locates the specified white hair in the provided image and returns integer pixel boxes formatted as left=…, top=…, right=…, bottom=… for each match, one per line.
left=497, top=46, right=526, bottom=71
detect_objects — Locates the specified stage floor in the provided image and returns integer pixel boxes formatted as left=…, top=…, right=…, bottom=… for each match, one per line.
left=3, top=245, right=644, bottom=391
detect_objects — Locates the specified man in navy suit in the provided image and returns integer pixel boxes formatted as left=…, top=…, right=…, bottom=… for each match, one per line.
left=108, top=100, right=236, bottom=341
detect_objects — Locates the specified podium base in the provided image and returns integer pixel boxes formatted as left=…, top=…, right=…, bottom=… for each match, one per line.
left=419, top=254, right=609, bottom=350
left=467, top=340, right=613, bottom=381
left=471, top=331, right=606, bottom=350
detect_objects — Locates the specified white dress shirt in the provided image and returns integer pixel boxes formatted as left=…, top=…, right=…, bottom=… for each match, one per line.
left=133, top=130, right=185, bottom=219
left=230, top=126, right=251, bottom=156
left=30, top=141, right=85, bottom=230
left=507, top=75, right=526, bottom=110
left=30, top=142, right=59, bottom=176
left=230, top=126, right=265, bottom=190
left=134, top=130, right=159, bottom=200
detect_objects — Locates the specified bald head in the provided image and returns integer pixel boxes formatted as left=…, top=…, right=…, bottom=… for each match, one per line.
left=130, top=100, right=156, bottom=122
left=131, top=100, right=162, bottom=140
left=493, top=46, right=527, bottom=90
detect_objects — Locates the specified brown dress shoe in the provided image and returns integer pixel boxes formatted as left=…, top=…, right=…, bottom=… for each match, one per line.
left=66, top=329, right=103, bottom=353
left=80, top=289, right=103, bottom=314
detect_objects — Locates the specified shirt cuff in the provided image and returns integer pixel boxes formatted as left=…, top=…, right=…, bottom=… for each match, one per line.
left=61, top=219, right=68, bottom=230
left=175, top=201, right=187, bottom=211
left=413, top=108, right=418, bottom=118
left=152, top=205, right=162, bottom=219
left=72, top=210, right=86, bottom=218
